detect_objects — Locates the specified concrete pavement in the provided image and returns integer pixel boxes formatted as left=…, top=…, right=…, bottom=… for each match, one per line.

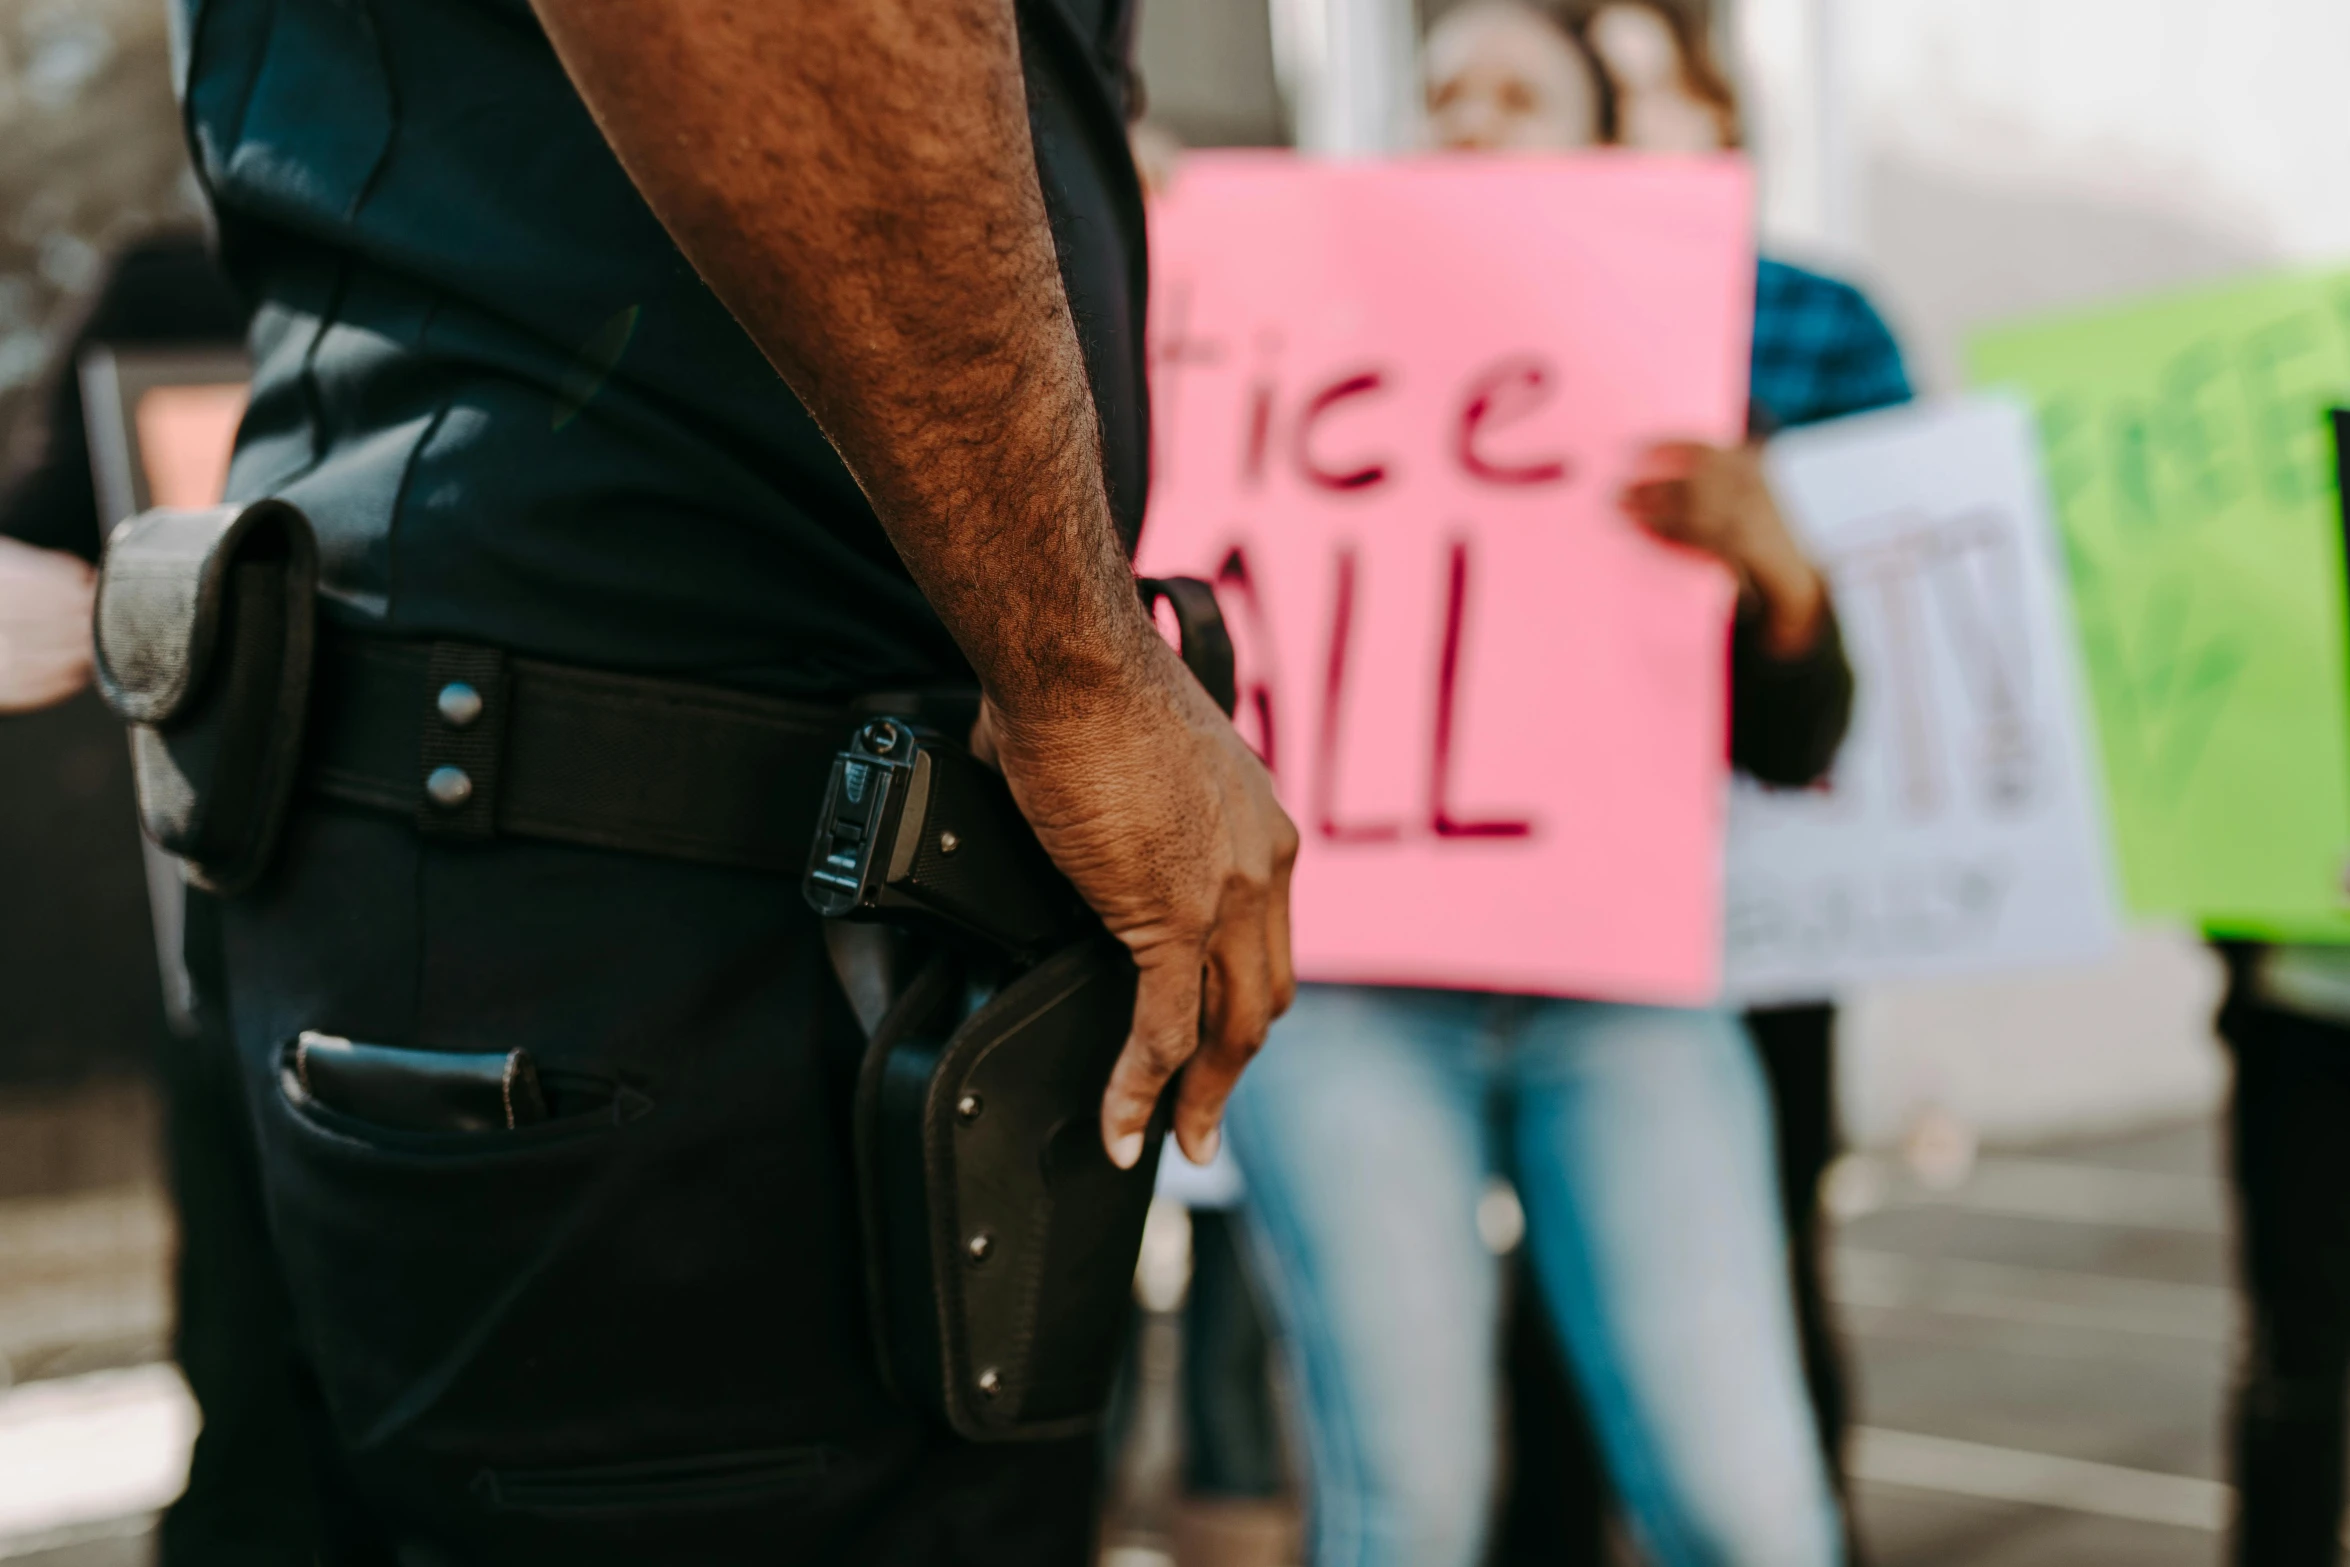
left=0, top=1114, right=2285, bottom=1566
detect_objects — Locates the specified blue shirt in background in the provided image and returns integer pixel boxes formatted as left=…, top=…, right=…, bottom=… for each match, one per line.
left=1750, top=257, right=1915, bottom=431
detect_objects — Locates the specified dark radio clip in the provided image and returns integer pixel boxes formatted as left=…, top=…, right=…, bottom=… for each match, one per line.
left=804, top=716, right=1086, bottom=963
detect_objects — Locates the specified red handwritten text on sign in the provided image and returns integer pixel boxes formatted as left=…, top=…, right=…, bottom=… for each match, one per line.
left=1136, top=154, right=1755, bottom=1002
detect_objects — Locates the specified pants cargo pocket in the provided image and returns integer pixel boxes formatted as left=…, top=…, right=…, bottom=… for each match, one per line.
left=469, top=1446, right=838, bottom=1518
left=259, top=1034, right=647, bottom=1457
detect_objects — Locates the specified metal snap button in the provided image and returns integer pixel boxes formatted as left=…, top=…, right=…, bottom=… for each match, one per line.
left=976, top=1368, right=1002, bottom=1400
left=956, top=1092, right=983, bottom=1124
left=938, top=829, right=961, bottom=855
left=436, top=681, right=485, bottom=729
left=966, top=1231, right=993, bottom=1264
left=425, top=766, right=475, bottom=811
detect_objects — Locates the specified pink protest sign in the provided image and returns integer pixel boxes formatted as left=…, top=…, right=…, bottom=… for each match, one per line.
left=1136, top=154, right=1754, bottom=1002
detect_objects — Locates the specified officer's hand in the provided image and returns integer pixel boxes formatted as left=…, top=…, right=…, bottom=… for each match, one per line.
left=1620, top=439, right=1828, bottom=657
left=0, top=539, right=97, bottom=716
left=978, top=634, right=1299, bottom=1170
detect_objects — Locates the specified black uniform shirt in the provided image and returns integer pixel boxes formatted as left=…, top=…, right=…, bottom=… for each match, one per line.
left=178, top=0, right=1146, bottom=697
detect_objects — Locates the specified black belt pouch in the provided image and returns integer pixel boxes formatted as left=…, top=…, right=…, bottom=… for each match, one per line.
left=93, top=501, right=318, bottom=895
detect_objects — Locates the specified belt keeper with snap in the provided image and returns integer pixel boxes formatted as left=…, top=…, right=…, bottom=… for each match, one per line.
left=416, top=642, right=510, bottom=841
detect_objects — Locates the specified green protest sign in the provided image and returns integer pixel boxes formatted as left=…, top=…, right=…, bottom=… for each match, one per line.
left=1970, top=269, right=2350, bottom=936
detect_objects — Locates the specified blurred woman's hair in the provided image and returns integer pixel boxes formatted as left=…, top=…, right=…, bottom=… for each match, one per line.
left=1546, top=0, right=1742, bottom=148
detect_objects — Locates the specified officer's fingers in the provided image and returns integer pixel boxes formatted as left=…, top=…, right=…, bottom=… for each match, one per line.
left=1176, top=910, right=1276, bottom=1162
left=1171, top=1035, right=1248, bottom=1169
left=1203, top=888, right=1277, bottom=1051
left=1266, top=829, right=1299, bottom=1020
left=1172, top=800, right=1298, bottom=1160
left=1101, top=948, right=1203, bottom=1170
left=1170, top=952, right=1235, bottom=1162
left=1171, top=1000, right=1266, bottom=1166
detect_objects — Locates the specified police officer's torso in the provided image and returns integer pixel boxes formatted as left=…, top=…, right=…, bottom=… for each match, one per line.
left=179, top=0, right=1146, bottom=698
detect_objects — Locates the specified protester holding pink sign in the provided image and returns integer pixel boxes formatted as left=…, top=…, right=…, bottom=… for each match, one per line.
left=1134, top=9, right=1855, bottom=1564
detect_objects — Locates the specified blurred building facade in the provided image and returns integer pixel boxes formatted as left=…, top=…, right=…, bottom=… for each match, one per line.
left=1737, top=0, right=2350, bottom=387
left=1137, top=0, right=1286, bottom=147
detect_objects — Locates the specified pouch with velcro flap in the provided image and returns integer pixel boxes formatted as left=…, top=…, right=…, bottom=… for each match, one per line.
left=94, top=500, right=318, bottom=895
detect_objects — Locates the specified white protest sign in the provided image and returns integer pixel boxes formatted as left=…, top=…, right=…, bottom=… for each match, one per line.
left=1722, top=395, right=2121, bottom=1003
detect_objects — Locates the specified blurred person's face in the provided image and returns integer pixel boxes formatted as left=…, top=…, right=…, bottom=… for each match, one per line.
left=1587, top=3, right=1727, bottom=152
left=1424, top=2, right=1602, bottom=152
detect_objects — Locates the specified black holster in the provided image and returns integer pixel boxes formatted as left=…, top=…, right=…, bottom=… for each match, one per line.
left=853, top=937, right=1168, bottom=1441
left=819, top=575, right=1238, bottom=1442
left=93, top=501, right=318, bottom=895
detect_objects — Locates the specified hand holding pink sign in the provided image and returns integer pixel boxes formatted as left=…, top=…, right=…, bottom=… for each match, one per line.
left=1135, top=154, right=1755, bottom=1002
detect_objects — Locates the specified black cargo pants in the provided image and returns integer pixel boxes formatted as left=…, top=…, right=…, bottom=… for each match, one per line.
left=2219, top=994, right=2350, bottom=1567
left=159, top=888, right=337, bottom=1566
left=217, top=801, right=1097, bottom=1564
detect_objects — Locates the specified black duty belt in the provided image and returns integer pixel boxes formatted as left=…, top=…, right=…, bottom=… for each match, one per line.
left=302, top=632, right=858, bottom=872
left=93, top=497, right=1226, bottom=894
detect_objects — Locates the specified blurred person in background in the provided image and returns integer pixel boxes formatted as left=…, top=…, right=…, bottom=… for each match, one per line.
left=0, top=230, right=329, bottom=1563
left=1579, top=0, right=1738, bottom=153
left=2215, top=935, right=2350, bottom=1564
left=1221, top=6, right=1856, bottom=1564
left=1526, top=11, right=1916, bottom=1556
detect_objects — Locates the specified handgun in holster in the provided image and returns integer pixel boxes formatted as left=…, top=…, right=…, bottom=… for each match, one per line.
left=804, top=578, right=1236, bottom=1442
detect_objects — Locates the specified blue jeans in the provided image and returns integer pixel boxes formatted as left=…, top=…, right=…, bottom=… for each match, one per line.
left=1226, top=984, right=1843, bottom=1567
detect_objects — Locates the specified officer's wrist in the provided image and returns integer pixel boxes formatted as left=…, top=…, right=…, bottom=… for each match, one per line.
left=976, top=593, right=1168, bottom=734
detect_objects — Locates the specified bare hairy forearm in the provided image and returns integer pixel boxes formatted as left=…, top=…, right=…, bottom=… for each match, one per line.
left=533, top=2, right=1300, bottom=1166
left=529, top=0, right=1149, bottom=711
